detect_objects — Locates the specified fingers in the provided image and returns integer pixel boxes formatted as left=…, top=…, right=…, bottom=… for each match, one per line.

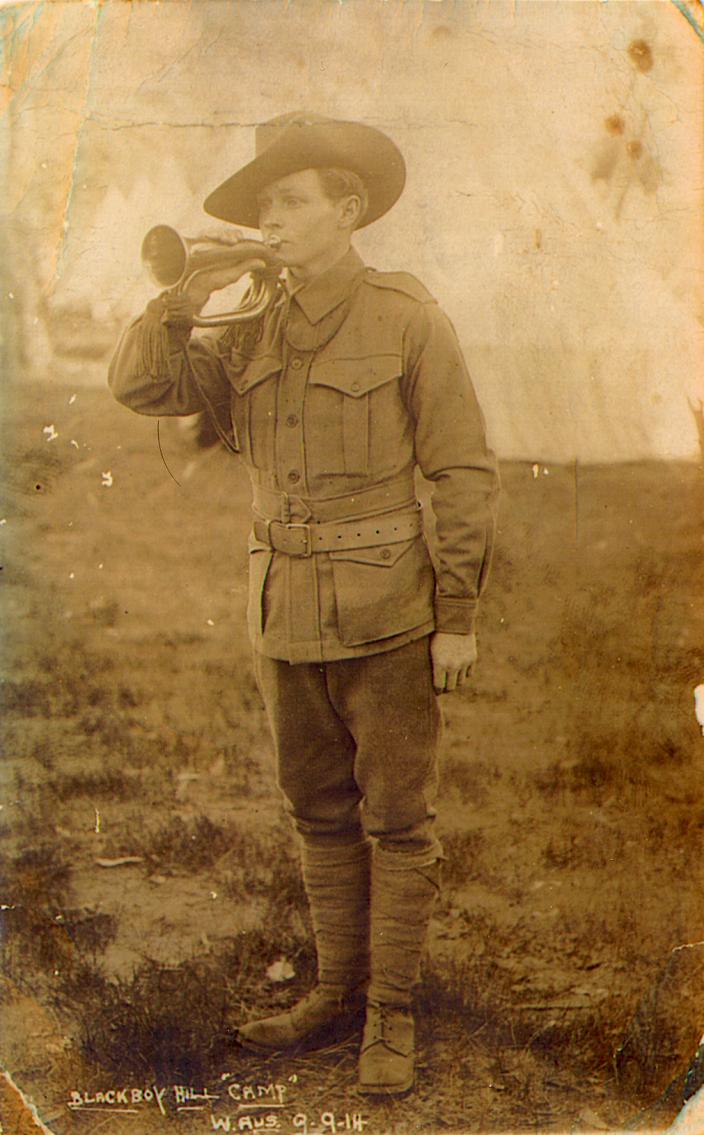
left=430, top=632, right=477, bottom=695
left=161, top=295, right=198, bottom=325
left=240, top=257, right=268, bottom=275
left=181, top=258, right=270, bottom=306
left=191, top=228, right=244, bottom=246
left=432, top=656, right=445, bottom=695
left=446, top=664, right=473, bottom=692
left=433, top=663, right=474, bottom=695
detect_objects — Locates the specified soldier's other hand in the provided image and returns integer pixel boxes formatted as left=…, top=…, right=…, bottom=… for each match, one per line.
left=430, top=631, right=477, bottom=694
left=160, top=293, right=201, bottom=326
left=182, top=259, right=268, bottom=308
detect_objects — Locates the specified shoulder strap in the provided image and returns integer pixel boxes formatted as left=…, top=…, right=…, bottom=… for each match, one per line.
left=364, top=268, right=436, bottom=304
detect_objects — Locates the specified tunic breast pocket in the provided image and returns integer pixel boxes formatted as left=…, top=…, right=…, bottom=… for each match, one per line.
left=226, top=353, right=281, bottom=470
left=306, top=355, right=403, bottom=476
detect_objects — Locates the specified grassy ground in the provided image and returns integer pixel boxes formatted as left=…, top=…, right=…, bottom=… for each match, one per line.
left=1, top=382, right=703, bottom=1135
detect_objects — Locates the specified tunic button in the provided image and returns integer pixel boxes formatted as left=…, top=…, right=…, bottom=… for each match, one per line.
left=287, top=470, right=301, bottom=484
left=351, top=381, right=361, bottom=392
left=380, top=547, right=392, bottom=560
left=290, top=358, right=303, bottom=370
left=286, top=414, right=299, bottom=428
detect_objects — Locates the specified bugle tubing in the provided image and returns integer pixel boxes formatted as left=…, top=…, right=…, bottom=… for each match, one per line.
left=141, top=224, right=282, bottom=327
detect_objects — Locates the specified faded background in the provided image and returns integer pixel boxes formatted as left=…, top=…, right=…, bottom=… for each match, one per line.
left=2, top=0, right=703, bottom=462
left=2, top=4, right=704, bottom=1135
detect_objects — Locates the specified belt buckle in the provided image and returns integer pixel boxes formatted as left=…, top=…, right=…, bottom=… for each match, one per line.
left=285, top=521, right=311, bottom=557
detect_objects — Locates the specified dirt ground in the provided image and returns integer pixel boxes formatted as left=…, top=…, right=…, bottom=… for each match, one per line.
left=1, top=381, right=703, bottom=1135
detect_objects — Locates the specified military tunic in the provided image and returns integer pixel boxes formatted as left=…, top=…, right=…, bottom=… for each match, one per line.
left=109, top=247, right=499, bottom=666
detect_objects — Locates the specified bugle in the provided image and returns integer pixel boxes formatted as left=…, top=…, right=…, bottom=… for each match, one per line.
left=141, top=224, right=282, bottom=327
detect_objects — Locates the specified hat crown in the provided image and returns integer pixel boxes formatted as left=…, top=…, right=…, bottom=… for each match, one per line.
left=255, top=112, right=334, bottom=156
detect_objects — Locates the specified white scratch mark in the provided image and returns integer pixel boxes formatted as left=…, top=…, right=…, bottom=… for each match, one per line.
left=0, top=519, right=6, bottom=526
left=210, top=891, right=218, bottom=900
left=694, top=685, right=704, bottom=735
left=8, top=291, right=14, bottom=299
left=69, top=573, right=75, bottom=580
left=101, top=471, right=113, bottom=488
left=94, top=809, right=100, bottom=833
left=43, top=424, right=58, bottom=442
left=95, top=856, right=144, bottom=868
left=98, top=563, right=104, bottom=570
left=70, top=439, right=79, bottom=449
left=543, top=467, right=550, bottom=476
left=68, top=394, right=77, bottom=405
left=206, top=618, right=215, bottom=626
left=532, top=463, right=539, bottom=479
left=267, top=957, right=295, bottom=983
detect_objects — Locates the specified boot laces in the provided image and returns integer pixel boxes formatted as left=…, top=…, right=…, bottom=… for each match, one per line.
left=366, top=1002, right=410, bottom=1049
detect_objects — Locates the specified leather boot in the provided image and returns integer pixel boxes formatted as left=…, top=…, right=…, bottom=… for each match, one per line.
left=238, top=838, right=371, bottom=1053
left=359, top=1001, right=415, bottom=1095
left=237, top=985, right=366, bottom=1053
left=358, top=849, right=440, bottom=1095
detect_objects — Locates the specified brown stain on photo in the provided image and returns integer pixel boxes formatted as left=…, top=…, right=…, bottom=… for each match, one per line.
left=628, top=39, right=654, bottom=73
left=593, top=58, right=664, bottom=198
left=605, top=114, right=626, bottom=136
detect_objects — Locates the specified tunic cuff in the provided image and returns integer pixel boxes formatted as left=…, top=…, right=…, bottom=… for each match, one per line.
left=433, top=597, right=478, bottom=636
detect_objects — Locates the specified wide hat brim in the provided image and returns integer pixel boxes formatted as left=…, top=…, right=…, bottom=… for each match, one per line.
left=203, top=116, right=405, bottom=229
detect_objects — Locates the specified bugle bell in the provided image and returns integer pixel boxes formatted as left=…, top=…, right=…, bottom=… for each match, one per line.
left=141, top=224, right=282, bottom=327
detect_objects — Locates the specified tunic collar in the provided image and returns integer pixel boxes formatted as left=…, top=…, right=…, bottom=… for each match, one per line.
left=283, top=247, right=366, bottom=325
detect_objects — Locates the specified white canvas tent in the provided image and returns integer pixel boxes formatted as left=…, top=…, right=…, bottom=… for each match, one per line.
left=1, top=0, right=702, bottom=462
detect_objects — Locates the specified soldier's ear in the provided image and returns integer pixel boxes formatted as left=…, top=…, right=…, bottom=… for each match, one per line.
left=339, top=194, right=363, bottom=230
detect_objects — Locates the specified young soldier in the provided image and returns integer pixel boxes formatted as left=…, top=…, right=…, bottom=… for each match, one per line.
left=109, top=113, right=499, bottom=1096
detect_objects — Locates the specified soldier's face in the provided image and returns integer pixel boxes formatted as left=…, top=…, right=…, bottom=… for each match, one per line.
left=257, top=169, right=352, bottom=278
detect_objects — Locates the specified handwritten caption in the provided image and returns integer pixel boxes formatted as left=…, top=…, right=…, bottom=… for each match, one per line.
left=67, top=1079, right=368, bottom=1133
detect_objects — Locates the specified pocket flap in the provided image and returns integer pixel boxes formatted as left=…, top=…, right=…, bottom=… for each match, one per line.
left=329, top=537, right=415, bottom=567
left=309, top=354, right=401, bottom=398
left=229, top=352, right=281, bottom=395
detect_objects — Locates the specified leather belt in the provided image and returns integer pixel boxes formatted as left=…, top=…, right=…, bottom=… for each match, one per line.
left=250, top=472, right=417, bottom=524
left=252, top=505, right=423, bottom=558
